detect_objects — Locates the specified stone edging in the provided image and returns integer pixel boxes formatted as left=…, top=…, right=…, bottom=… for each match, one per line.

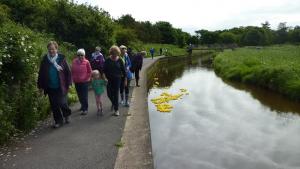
left=114, top=57, right=164, bottom=169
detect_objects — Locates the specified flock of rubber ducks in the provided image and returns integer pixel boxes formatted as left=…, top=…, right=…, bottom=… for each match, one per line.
left=151, top=78, right=189, bottom=113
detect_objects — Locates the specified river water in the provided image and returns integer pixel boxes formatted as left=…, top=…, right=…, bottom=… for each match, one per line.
left=147, top=55, right=300, bottom=169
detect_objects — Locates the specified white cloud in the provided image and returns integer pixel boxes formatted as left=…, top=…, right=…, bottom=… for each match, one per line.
left=76, top=0, right=300, bottom=34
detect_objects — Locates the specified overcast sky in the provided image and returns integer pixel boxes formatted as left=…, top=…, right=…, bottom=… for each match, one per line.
left=76, top=0, right=300, bottom=34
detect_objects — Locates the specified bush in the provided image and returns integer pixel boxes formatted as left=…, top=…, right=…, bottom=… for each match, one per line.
left=0, top=22, right=77, bottom=144
left=115, top=28, right=138, bottom=46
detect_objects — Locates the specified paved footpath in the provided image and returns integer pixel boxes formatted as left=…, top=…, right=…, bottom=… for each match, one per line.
left=0, top=58, right=159, bottom=169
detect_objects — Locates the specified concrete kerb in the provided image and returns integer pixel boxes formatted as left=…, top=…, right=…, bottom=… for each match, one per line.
left=114, top=56, right=164, bottom=169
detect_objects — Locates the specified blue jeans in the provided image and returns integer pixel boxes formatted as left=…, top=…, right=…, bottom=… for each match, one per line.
left=75, top=82, right=89, bottom=111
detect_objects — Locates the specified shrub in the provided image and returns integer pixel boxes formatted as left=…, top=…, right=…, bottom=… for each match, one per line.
left=0, top=22, right=77, bottom=144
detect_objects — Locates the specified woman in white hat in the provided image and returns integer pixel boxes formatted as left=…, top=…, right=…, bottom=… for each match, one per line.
left=71, top=48, right=92, bottom=115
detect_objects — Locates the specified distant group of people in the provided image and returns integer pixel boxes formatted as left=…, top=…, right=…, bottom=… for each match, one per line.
left=149, top=47, right=168, bottom=59
left=38, top=41, right=146, bottom=128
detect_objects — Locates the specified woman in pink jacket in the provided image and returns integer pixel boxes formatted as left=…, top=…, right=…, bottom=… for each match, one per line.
left=71, top=49, right=92, bottom=115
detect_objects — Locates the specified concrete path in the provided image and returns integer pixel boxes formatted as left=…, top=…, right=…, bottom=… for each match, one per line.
left=0, top=58, right=158, bottom=169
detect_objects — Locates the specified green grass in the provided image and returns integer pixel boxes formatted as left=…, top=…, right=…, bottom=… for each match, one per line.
left=115, top=140, right=124, bottom=148
left=214, top=45, right=300, bottom=100
left=131, top=43, right=187, bottom=57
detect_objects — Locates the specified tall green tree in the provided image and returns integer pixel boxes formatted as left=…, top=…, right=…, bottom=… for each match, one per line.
left=220, top=32, right=236, bottom=44
left=276, top=22, right=289, bottom=44
left=155, top=21, right=176, bottom=44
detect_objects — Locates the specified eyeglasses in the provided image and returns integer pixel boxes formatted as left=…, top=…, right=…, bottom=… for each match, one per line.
left=77, top=54, right=84, bottom=56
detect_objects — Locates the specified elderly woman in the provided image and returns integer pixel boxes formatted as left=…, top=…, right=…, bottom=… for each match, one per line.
left=90, top=46, right=105, bottom=73
left=104, top=46, right=126, bottom=116
left=71, top=49, right=92, bottom=115
left=119, top=45, right=132, bottom=107
left=38, top=41, right=72, bottom=128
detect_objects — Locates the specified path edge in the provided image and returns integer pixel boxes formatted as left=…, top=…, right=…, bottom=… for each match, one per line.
left=114, top=57, right=163, bottom=169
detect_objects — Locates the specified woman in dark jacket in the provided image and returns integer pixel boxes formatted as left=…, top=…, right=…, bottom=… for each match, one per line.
left=132, top=51, right=145, bottom=87
left=38, top=41, right=72, bottom=128
left=103, top=46, right=126, bottom=116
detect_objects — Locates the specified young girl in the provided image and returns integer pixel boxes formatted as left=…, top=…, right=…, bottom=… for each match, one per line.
left=91, top=70, right=107, bottom=116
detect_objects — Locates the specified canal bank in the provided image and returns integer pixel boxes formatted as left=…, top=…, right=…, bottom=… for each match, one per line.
left=114, top=56, right=164, bottom=169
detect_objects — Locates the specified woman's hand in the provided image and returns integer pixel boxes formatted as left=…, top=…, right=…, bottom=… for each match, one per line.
left=124, top=78, right=128, bottom=87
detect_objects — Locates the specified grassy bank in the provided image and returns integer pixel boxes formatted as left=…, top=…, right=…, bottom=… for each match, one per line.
left=214, top=45, right=300, bottom=100
left=131, top=43, right=187, bottom=57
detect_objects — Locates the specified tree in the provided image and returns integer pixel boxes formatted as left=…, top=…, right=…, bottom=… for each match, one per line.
left=135, top=21, right=161, bottom=43
left=289, top=26, right=300, bottom=43
left=276, top=22, right=289, bottom=44
left=116, top=14, right=137, bottom=29
left=187, top=35, right=200, bottom=45
left=261, top=21, right=271, bottom=30
left=242, top=28, right=264, bottom=46
left=196, top=29, right=220, bottom=44
left=220, top=32, right=236, bottom=44
left=0, top=4, right=11, bottom=24
left=2, top=0, right=115, bottom=55
left=115, top=28, right=138, bottom=46
left=155, top=21, right=176, bottom=44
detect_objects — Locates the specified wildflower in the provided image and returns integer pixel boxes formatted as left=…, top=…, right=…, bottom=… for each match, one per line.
left=0, top=61, right=2, bottom=65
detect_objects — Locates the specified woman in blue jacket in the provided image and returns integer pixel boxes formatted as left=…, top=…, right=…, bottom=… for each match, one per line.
left=119, top=45, right=132, bottom=107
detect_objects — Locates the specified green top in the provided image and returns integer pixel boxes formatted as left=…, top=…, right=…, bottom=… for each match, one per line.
left=92, top=79, right=106, bottom=95
left=48, top=56, right=61, bottom=89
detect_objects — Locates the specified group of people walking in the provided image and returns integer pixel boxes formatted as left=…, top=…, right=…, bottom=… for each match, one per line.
left=38, top=41, right=145, bottom=128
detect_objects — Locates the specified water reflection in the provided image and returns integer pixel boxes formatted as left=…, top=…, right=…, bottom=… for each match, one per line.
left=148, top=56, right=300, bottom=169
left=224, top=80, right=300, bottom=115
left=147, top=56, right=207, bottom=90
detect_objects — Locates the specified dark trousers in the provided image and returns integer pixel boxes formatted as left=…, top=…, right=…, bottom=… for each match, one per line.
left=75, top=82, right=89, bottom=111
left=107, top=78, right=121, bottom=111
left=47, top=88, right=71, bottom=124
left=120, top=78, right=131, bottom=101
left=134, top=69, right=140, bottom=81
left=120, top=77, right=125, bottom=101
left=134, top=69, right=140, bottom=86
